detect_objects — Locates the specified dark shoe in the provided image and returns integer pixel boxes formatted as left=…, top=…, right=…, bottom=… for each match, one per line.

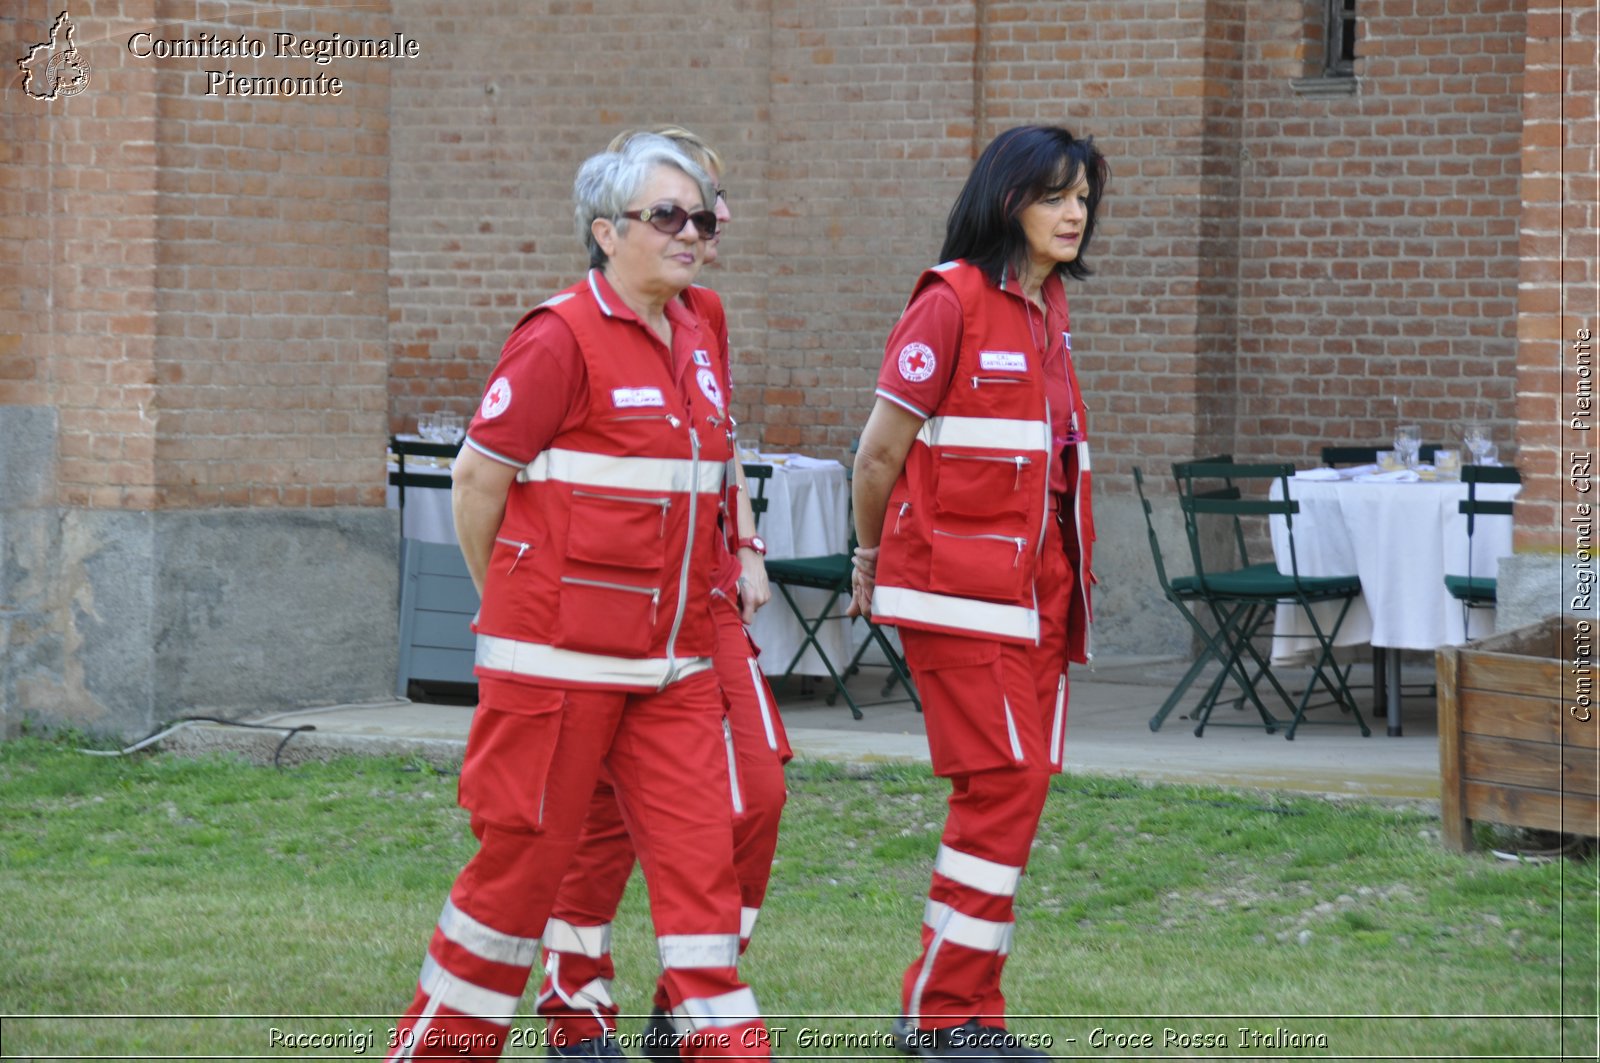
left=640, top=1007, right=682, bottom=1063
left=548, top=1033, right=625, bottom=1059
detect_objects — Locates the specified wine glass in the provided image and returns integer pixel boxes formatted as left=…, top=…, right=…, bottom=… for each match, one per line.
left=439, top=412, right=466, bottom=445
left=1461, top=421, right=1491, bottom=465
left=417, top=411, right=440, bottom=442
left=1393, top=424, right=1422, bottom=470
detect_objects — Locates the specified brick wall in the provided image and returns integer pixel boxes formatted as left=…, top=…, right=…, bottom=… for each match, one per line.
left=1517, top=2, right=1598, bottom=552
left=5, top=1, right=160, bottom=509
left=386, top=0, right=775, bottom=444
left=5, top=0, right=391, bottom=511
left=1234, top=0, right=1526, bottom=474
left=386, top=1, right=1536, bottom=493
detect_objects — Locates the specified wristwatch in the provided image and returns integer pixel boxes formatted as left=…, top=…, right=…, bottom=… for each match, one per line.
left=736, top=535, right=767, bottom=556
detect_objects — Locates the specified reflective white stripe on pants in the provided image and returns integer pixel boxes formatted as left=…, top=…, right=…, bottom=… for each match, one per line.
left=439, top=898, right=541, bottom=967
left=922, top=900, right=1014, bottom=954
left=542, top=918, right=612, bottom=960
left=740, top=906, right=760, bottom=943
left=934, top=845, right=1022, bottom=897
left=416, top=956, right=519, bottom=1027
left=1050, top=673, right=1067, bottom=767
left=658, top=933, right=741, bottom=969
left=671, top=987, right=763, bottom=1032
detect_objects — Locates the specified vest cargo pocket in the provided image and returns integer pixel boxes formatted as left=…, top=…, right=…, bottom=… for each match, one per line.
left=933, top=451, right=1033, bottom=521
left=929, top=528, right=1030, bottom=602
left=555, top=568, right=660, bottom=656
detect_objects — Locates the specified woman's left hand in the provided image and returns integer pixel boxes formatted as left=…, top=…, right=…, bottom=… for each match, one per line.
left=846, top=545, right=878, bottom=618
left=737, top=550, right=771, bottom=624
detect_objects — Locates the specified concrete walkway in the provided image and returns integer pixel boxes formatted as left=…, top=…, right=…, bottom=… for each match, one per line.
left=169, top=655, right=1444, bottom=805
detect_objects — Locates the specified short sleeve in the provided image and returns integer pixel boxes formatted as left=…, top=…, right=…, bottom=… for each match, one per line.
left=875, top=281, right=962, bottom=421
left=463, top=313, right=588, bottom=468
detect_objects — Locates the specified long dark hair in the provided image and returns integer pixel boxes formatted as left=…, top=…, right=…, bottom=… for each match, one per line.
left=939, top=125, right=1109, bottom=285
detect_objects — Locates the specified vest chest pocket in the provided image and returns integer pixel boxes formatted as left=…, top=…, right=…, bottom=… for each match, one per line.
left=929, top=528, right=1030, bottom=602
left=567, top=491, right=672, bottom=570
left=933, top=452, right=1035, bottom=521
left=556, top=491, right=673, bottom=656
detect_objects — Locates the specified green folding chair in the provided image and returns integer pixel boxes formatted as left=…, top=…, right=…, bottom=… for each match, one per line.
left=1134, top=465, right=1275, bottom=733
left=1445, top=463, right=1521, bottom=623
left=1175, top=461, right=1370, bottom=739
left=763, top=450, right=918, bottom=719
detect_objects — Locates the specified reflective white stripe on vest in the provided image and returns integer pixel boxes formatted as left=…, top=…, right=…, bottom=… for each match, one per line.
left=476, top=633, right=713, bottom=688
left=417, top=956, right=518, bottom=1026
left=917, top=415, right=1050, bottom=453
left=923, top=900, right=1014, bottom=955
left=935, top=845, right=1022, bottom=897
left=871, top=585, right=1038, bottom=642
left=658, top=933, right=741, bottom=969
left=519, top=447, right=724, bottom=495
left=438, top=898, right=541, bottom=968
left=542, top=918, right=612, bottom=960
left=672, top=987, right=763, bottom=1031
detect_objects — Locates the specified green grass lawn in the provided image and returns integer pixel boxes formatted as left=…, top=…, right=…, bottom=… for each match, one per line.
left=0, top=737, right=1594, bottom=1060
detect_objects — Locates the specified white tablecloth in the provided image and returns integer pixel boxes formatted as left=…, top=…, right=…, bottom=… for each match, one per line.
left=386, top=462, right=455, bottom=544
left=745, top=457, right=855, bottom=677
left=384, top=451, right=855, bottom=677
left=1269, top=475, right=1520, bottom=656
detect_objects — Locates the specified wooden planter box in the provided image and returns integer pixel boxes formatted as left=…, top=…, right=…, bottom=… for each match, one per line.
left=1436, top=615, right=1599, bottom=851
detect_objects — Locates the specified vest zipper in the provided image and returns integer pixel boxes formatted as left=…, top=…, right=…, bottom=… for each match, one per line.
left=572, top=489, right=673, bottom=536
left=561, top=576, right=661, bottom=626
left=932, top=529, right=1027, bottom=567
left=494, top=536, right=532, bottom=575
left=662, top=425, right=701, bottom=688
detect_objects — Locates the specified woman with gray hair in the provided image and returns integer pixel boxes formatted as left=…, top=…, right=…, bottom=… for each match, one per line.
left=383, top=134, right=772, bottom=1061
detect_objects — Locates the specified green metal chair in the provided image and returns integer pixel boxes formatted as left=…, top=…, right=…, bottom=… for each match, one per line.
left=1135, top=464, right=1276, bottom=733
left=1175, top=461, right=1370, bottom=739
left=1444, top=463, right=1521, bottom=620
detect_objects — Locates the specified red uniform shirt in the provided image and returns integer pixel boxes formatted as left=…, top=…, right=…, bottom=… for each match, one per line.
left=874, top=270, right=1079, bottom=493
left=464, top=272, right=714, bottom=470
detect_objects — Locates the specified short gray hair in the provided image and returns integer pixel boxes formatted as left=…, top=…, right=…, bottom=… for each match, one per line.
left=574, top=134, right=716, bottom=268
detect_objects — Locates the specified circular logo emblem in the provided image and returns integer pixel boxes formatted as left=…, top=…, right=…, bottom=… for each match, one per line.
left=897, top=342, right=936, bottom=384
left=696, top=367, right=725, bottom=415
left=480, top=377, right=512, bottom=420
left=48, top=50, right=92, bottom=98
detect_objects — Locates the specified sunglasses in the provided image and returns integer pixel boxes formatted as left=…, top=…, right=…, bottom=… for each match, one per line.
left=618, top=203, right=719, bottom=240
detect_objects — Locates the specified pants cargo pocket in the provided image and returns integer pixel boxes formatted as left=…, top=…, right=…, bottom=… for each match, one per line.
left=458, top=686, right=566, bottom=831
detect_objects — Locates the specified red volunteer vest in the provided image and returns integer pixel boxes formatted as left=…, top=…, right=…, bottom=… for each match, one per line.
left=474, top=272, right=735, bottom=691
left=873, top=260, right=1095, bottom=661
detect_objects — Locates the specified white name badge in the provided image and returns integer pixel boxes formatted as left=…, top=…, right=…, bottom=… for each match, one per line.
left=979, top=351, right=1028, bottom=372
left=612, top=386, right=666, bottom=409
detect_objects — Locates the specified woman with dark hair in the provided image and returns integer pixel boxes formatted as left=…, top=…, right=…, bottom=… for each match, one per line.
left=849, top=124, right=1108, bottom=1061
